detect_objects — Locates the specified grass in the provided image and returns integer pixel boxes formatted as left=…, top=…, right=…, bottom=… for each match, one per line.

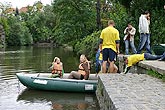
left=147, top=70, right=165, bottom=82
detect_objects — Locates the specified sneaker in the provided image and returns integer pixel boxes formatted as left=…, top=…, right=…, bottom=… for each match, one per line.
left=158, top=52, right=165, bottom=61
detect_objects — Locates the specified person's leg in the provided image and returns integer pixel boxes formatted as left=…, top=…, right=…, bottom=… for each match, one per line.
left=102, top=61, right=107, bottom=73
left=125, top=40, right=129, bottom=55
left=95, top=61, right=100, bottom=73
left=102, top=48, right=108, bottom=73
left=130, top=40, right=137, bottom=54
left=99, top=60, right=103, bottom=73
left=137, top=34, right=147, bottom=54
left=106, top=61, right=110, bottom=73
left=159, top=52, right=165, bottom=61
left=144, top=53, right=163, bottom=60
left=108, top=49, right=117, bottom=73
left=68, top=71, right=81, bottom=79
left=109, top=61, right=115, bottom=73
left=113, top=63, right=118, bottom=73
left=145, top=34, right=152, bottom=54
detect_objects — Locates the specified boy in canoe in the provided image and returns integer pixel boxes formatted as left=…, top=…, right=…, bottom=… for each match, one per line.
left=50, top=57, right=63, bottom=78
left=123, top=52, right=165, bottom=74
left=68, top=54, right=90, bottom=80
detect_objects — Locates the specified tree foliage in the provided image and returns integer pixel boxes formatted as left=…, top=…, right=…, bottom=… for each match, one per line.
left=52, top=0, right=96, bottom=45
left=6, top=16, right=33, bottom=46
left=0, top=0, right=165, bottom=57
left=130, top=0, right=165, bottom=44
left=74, top=31, right=101, bottom=59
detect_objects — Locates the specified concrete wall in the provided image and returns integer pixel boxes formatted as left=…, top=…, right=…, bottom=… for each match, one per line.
left=96, top=76, right=117, bottom=110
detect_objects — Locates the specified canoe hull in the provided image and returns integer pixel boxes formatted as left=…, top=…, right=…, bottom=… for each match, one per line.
left=16, top=73, right=97, bottom=93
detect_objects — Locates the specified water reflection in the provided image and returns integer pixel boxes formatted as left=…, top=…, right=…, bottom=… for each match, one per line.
left=17, top=89, right=99, bottom=110
left=0, top=46, right=79, bottom=74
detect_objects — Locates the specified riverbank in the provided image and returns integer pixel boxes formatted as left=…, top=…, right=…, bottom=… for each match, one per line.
left=33, top=43, right=73, bottom=51
left=96, top=55, right=165, bottom=110
left=96, top=74, right=165, bottom=110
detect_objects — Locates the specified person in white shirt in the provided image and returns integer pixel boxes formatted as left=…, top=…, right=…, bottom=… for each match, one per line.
left=137, top=11, right=152, bottom=54
left=123, top=23, right=137, bottom=55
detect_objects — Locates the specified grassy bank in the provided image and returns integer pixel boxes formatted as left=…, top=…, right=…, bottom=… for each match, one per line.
left=147, top=70, right=165, bottom=82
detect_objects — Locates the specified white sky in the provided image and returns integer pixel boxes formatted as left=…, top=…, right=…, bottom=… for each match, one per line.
left=0, top=0, right=53, bottom=9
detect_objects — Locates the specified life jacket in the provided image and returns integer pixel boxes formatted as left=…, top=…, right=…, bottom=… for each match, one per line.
left=52, top=62, right=62, bottom=74
left=78, top=62, right=90, bottom=76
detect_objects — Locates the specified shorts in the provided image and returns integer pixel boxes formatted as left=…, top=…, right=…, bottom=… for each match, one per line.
left=102, top=48, right=116, bottom=62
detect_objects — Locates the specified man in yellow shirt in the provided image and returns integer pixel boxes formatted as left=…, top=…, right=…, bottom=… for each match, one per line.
left=124, top=52, right=165, bottom=74
left=99, top=20, right=120, bottom=73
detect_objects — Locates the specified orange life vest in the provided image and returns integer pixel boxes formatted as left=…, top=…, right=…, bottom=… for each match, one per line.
left=52, top=63, right=62, bottom=74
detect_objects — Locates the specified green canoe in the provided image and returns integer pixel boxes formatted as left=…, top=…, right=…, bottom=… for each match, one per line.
left=16, top=72, right=98, bottom=93
left=152, top=44, right=165, bottom=55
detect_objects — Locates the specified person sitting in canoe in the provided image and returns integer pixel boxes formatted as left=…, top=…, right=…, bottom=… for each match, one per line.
left=68, top=54, right=90, bottom=80
left=123, top=52, right=165, bottom=74
left=50, top=57, right=63, bottom=78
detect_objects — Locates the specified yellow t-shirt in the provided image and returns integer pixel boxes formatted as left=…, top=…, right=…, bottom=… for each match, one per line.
left=100, top=26, right=120, bottom=52
left=127, top=53, right=145, bottom=67
left=99, top=53, right=102, bottom=60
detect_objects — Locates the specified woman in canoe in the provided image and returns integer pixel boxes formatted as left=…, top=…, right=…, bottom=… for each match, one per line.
left=50, top=57, right=63, bottom=78
left=68, top=54, right=90, bottom=80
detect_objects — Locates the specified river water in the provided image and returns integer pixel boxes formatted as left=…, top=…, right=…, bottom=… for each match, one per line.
left=0, top=46, right=99, bottom=110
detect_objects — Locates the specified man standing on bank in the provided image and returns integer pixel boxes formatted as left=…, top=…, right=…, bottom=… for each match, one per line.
left=99, top=20, right=120, bottom=73
left=137, top=11, right=152, bottom=54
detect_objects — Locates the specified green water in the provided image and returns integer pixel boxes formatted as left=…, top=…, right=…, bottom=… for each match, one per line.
left=0, top=46, right=99, bottom=110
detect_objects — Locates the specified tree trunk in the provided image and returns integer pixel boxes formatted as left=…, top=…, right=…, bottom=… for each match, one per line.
left=96, top=0, right=101, bottom=30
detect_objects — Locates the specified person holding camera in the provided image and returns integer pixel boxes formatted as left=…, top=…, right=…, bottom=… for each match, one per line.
left=123, top=23, right=137, bottom=55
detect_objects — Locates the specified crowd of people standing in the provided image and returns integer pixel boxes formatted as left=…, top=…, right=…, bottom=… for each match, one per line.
left=96, top=10, right=165, bottom=74
left=50, top=10, right=165, bottom=78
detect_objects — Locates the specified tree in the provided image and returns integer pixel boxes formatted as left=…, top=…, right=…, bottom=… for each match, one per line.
left=52, top=0, right=96, bottom=45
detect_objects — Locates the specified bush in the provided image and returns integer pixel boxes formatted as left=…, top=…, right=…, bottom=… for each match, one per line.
left=74, top=31, right=101, bottom=60
left=6, top=17, right=33, bottom=46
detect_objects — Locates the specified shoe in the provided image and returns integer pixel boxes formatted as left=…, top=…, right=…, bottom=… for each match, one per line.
left=158, top=52, right=165, bottom=61
left=117, top=69, right=121, bottom=73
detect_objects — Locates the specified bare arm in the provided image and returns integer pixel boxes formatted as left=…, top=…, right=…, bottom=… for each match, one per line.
left=124, top=66, right=131, bottom=74
left=115, top=40, right=120, bottom=54
left=99, top=38, right=103, bottom=52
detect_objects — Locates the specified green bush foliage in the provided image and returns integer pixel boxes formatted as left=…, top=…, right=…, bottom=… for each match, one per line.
left=6, top=17, right=33, bottom=46
left=0, top=0, right=164, bottom=57
left=74, top=31, right=101, bottom=60
left=52, top=0, right=96, bottom=44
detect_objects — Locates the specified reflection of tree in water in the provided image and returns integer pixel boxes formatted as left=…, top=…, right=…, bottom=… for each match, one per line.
left=52, top=103, right=63, bottom=110
left=52, top=102, right=89, bottom=110
left=17, top=89, right=99, bottom=110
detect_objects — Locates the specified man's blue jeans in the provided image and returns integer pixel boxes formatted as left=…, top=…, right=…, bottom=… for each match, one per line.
left=137, top=33, right=152, bottom=54
left=124, top=40, right=137, bottom=55
left=144, top=53, right=162, bottom=60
